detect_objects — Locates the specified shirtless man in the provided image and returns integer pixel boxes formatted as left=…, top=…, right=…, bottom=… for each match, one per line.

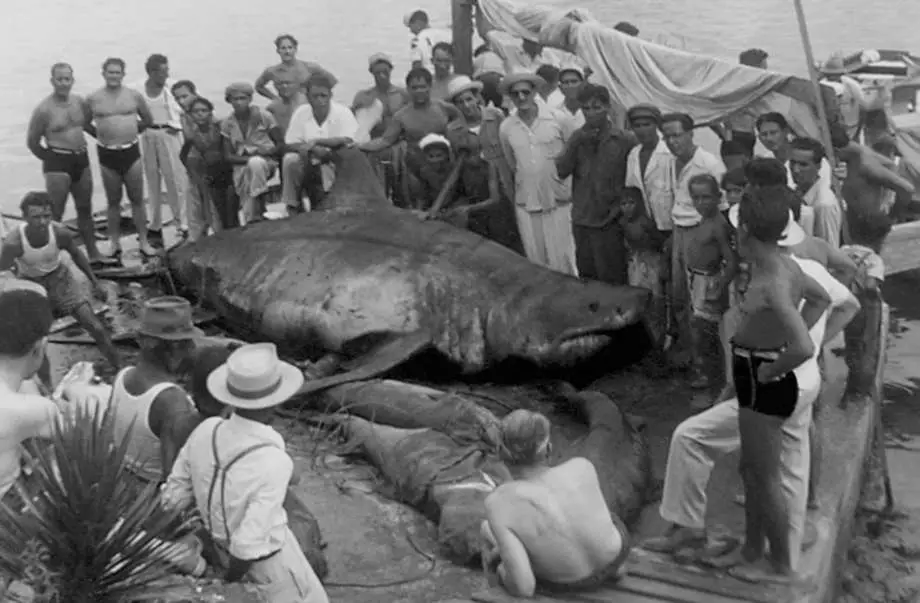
left=352, top=53, right=410, bottom=140
left=0, top=192, right=120, bottom=371
left=715, top=187, right=829, bottom=583
left=481, top=410, right=629, bottom=597
left=26, top=63, right=106, bottom=265
left=254, top=34, right=338, bottom=102
left=85, top=57, right=156, bottom=261
left=265, top=72, right=307, bottom=136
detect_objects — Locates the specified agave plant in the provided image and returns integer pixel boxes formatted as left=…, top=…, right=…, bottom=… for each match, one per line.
left=0, top=401, right=194, bottom=603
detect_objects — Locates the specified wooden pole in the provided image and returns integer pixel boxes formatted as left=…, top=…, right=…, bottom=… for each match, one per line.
left=452, top=0, right=474, bottom=76
left=792, top=0, right=835, bottom=162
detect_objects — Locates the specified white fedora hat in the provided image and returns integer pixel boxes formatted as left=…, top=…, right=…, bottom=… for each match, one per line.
left=446, top=75, right=484, bottom=101
left=728, top=205, right=805, bottom=247
left=500, top=71, right=545, bottom=95
left=206, top=343, right=304, bottom=410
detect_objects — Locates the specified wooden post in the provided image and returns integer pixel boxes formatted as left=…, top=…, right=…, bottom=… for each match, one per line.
left=792, top=0, right=835, bottom=164
left=452, top=0, right=474, bottom=76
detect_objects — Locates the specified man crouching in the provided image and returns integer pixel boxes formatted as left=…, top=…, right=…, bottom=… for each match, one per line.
left=481, top=409, right=630, bottom=597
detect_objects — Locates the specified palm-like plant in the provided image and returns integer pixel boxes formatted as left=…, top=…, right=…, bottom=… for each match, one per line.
left=0, top=401, right=194, bottom=603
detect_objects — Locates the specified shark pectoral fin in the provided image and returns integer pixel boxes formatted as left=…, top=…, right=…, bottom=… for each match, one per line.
left=296, top=331, right=432, bottom=396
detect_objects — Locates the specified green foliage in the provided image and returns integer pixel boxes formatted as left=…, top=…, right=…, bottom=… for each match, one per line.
left=0, top=401, right=193, bottom=603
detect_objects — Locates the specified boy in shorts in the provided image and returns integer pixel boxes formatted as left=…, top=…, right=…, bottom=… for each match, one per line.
left=685, top=174, right=737, bottom=388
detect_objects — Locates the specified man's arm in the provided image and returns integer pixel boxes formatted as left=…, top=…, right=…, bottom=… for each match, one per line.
left=254, top=68, right=278, bottom=101
left=799, top=272, right=831, bottom=331
left=226, top=452, right=292, bottom=582
left=160, top=439, right=196, bottom=512
left=82, top=97, right=98, bottom=139
left=824, top=292, right=860, bottom=345
left=222, top=134, right=248, bottom=166
left=26, top=106, right=50, bottom=161
left=823, top=242, right=858, bottom=287
left=148, top=388, right=201, bottom=474
left=760, top=283, right=817, bottom=381
left=484, top=500, right=537, bottom=597
left=717, top=221, right=738, bottom=290
left=555, top=129, right=582, bottom=179
left=0, top=237, right=24, bottom=273
left=499, top=126, right=516, bottom=183
left=55, top=226, right=98, bottom=285
left=134, top=91, right=154, bottom=132
left=359, top=113, right=403, bottom=152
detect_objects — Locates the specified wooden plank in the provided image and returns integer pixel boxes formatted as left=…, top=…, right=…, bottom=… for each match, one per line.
left=604, top=575, right=742, bottom=603
left=881, top=219, right=920, bottom=275
left=471, top=585, right=665, bottom=603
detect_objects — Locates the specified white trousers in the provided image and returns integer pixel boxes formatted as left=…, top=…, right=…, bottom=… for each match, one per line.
left=233, top=156, right=277, bottom=224
left=246, top=528, right=328, bottom=603
left=141, top=129, right=187, bottom=230
left=659, top=377, right=820, bottom=569
left=514, top=204, right=578, bottom=276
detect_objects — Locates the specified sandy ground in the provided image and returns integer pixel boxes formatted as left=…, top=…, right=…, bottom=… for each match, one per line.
left=33, top=259, right=920, bottom=602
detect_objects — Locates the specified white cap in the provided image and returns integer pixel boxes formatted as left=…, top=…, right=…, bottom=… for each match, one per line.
left=419, top=133, right=451, bottom=151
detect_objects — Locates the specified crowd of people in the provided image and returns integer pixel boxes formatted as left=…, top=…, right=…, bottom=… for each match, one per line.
left=3, top=11, right=916, bottom=601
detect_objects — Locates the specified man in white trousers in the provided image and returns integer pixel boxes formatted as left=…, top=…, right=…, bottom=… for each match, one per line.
left=642, top=207, right=857, bottom=576
left=136, top=53, right=187, bottom=245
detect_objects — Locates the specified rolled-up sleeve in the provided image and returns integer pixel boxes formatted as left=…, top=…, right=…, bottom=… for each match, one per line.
left=334, top=106, right=359, bottom=141
left=229, top=452, right=293, bottom=560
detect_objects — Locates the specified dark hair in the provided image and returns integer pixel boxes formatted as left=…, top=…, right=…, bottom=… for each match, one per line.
left=171, top=79, right=197, bottom=95
left=144, top=54, right=168, bottom=75
left=720, top=140, right=751, bottom=159
left=755, top=112, right=789, bottom=132
left=190, top=344, right=242, bottom=414
left=405, top=67, right=433, bottom=87
left=688, top=173, right=721, bottom=198
left=744, top=157, right=788, bottom=188
left=408, top=10, right=428, bottom=24
left=739, top=185, right=793, bottom=243
left=50, top=62, right=72, bottom=76
left=189, top=97, right=214, bottom=112
left=274, top=34, right=298, bottom=48
left=432, top=41, right=454, bottom=57
left=660, top=112, right=694, bottom=132
left=476, top=73, right=504, bottom=110
left=613, top=21, right=639, bottom=36
left=102, top=57, right=126, bottom=72
left=306, top=73, right=335, bottom=92
left=20, top=191, right=52, bottom=214
left=535, top=64, right=560, bottom=85
left=790, top=137, right=826, bottom=164
left=0, top=290, right=52, bottom=357
left=721, top=167, right=747, bottom=189
left=829, top=122, right=851, bottom=149
left=848, top=209, right=893, bottom=249
left=739, top=48, right=768, bottom=67
left=576, top=83, right=610, bottom=106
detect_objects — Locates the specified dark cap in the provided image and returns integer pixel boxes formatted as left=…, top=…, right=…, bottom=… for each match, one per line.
left=627, top=103, right=662, bottom=124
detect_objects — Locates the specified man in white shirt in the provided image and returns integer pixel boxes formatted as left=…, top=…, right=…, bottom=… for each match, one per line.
left=162, top=343, right=328, bottom=602
left=789, top=137, right=843, bottom=247
left=404, top=10, right=451, bottom=73
left=662, top=113, right=726, bottom=356
left=644, top=209, right=858, bottom=577
left=624, top=104, right=673, bottom=235
left=0, top=289, right=60, bottom=503
left=755, top=112, right=832, bottom=188
left=281, top=73, right=359, bottom=213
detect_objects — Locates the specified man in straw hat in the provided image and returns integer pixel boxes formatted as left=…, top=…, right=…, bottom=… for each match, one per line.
left=109, top=296, right=202, bottom=484
left=481, top=409, right=630, bottom=597
left=444, top=75, right=524, bottom=253
left=499, top=71, right=578, bottom=275
left=820, top=53, right=865, bottom=141
left=162, top=342, right=328, bottom=602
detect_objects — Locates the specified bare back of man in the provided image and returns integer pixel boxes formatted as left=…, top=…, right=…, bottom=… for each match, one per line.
left=483, top=457, right=626, bottom=593
left=86, top=63, right=155, bottom=259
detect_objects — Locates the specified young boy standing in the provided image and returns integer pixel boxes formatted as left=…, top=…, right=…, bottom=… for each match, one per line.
left=620, top=186, right=666, bottom=344
left=684, top=174, right=737, bottom=388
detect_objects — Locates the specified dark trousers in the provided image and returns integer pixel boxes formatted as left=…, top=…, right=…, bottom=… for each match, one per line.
left=573, top=221, right=627, bottom=285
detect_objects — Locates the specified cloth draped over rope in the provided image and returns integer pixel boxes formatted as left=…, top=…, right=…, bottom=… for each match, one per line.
left=476, top=0, right=840, bottom=139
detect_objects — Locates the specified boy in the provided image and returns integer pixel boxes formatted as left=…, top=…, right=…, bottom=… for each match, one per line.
left=620, top=187, right=666, bottom=344
left=685, top=174, right=737, bottom=389
left=413, top=133, right=459, bottom=214
left=721, top=168, right=746, bottom=209
left=723, top=185, right=829, bottom=583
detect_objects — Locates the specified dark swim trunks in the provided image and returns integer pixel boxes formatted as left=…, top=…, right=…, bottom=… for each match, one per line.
left=536, top=512, right=631, bottom=593
left=97, top=142, right=141, bottom=177
left=732, top=345, right=799, bottom=420
left=42, top=148, right=90, bottom=183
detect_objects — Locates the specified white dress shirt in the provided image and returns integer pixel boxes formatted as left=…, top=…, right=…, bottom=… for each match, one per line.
left=286, top=101, right=359, bottom=191
left=626, top=138, right=675, bottom=231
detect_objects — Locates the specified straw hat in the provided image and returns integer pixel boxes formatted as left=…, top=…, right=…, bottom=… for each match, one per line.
left=446, top=75, right=484, bottom=101
left=206, top=343, right=304, bottom=410
left=500, top=71, right=545, bottom=95
left=558, top=66, right=585, bottom=80
left=419, top=133, right=451, bottom=151
left=137, top=296, right=203, bottom=341
left=820, top=55, right=847, bottom=76
left=728, top=205, right=805, bottom=247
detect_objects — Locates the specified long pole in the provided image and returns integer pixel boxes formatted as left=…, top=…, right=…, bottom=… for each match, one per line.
left=792, top=0, right=835, bottom=162
left=452, top=0, right=474, bottom=76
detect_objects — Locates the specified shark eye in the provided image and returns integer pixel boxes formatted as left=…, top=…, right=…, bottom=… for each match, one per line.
left=588, top=302, right=599, bottom=312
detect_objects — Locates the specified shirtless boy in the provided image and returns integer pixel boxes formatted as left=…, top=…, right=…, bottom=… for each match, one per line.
left=685, top=174, right=736, bottom=388
left=26, top=63, right=107, bottom=265
left=481, top=410, right=629, bottom=597
left=85, top=57, right=156, bottom=261
left=254, top=34, right=338, bottom=102
left=719, top=186, right=829, bottom=583
left=0, top=192, right=120, bottom=371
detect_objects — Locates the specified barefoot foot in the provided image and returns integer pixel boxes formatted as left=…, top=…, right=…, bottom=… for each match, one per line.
left=728, top=559, right=796, bottom=584
left=700, top=544, right=761, bottom=569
